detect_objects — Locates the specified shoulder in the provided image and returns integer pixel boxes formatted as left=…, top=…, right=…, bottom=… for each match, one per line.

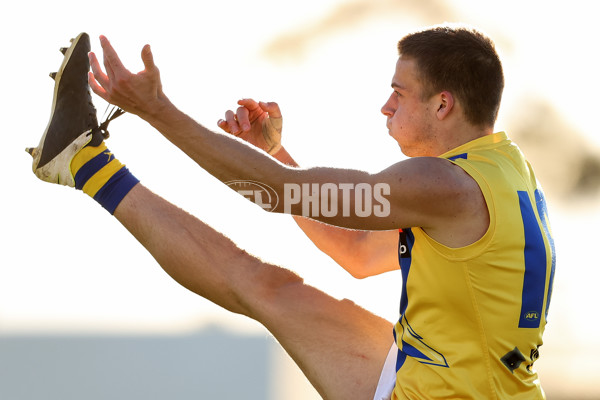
left=382, top=156, right=480, bottom=201
left=380, top=157, right=488, bottom=244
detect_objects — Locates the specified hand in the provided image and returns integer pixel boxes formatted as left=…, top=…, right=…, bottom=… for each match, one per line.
left=88, top=35, right=170, bottom=121
left=218, top=98, right=282, bottom=155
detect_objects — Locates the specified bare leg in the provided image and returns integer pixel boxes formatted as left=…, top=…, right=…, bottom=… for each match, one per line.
left=114, top=184, right=394, bottom=400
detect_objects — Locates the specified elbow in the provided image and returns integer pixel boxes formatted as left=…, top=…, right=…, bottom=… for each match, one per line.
left=348, top=270, right=370, bottom=280
left=344, top=258, right=397, bottom=279
left=345, top=260, right=372, bottom=280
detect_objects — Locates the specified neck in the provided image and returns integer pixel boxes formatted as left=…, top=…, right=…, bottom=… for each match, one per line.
left=432, top=123, right=493, bottom=156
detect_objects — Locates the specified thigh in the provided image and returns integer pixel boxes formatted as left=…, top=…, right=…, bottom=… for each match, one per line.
left=115, top=186, right=394, bottom=399
left=246, top=265, right=394, bottom=400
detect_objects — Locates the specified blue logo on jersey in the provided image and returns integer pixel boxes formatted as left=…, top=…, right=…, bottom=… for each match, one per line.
left=398, top=229, right=412, bottom=259
left=395, top=315, right=449, bottom=369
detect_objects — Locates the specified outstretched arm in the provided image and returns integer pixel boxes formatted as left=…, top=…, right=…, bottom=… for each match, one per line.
left=88, top=36, right=484, bottom=242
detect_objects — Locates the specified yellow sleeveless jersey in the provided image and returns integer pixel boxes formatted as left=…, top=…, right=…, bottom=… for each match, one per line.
left=392, top=132, right=555, bottom=399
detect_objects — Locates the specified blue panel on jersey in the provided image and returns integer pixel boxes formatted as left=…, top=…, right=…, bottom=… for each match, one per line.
left=517, top=191, right=547, bottom=328
left=395, top=229, right=415, bottom=372
left=401, top=342, right=431, bottom=361
left=448, top=153, right=468, bottom=161
left=398, top=229, right=415, bottom=315
left=396, top=349, right=407, bottom=373
left=535, top=189, right=556, bottom=320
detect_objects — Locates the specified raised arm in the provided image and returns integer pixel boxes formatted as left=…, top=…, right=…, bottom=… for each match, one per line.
left=88, top=36, right=487, bottom=248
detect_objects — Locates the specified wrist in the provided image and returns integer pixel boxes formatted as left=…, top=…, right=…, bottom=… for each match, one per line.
left=143, top=97, right=187, bottom=134
left=272, top=146, right=298, bottom=167
left=267, top=143, right=283, bottom=156
left=140, top=93, right=176, bottom=126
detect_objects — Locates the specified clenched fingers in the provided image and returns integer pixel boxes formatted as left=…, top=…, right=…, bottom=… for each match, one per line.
left=258, top=101, right=282, bottom=120
left=224, top=110, right=241, bottom=135
left=236, top=106, right=251, bottom=131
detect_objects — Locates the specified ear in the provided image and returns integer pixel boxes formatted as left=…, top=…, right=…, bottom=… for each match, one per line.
left=435, top=91, right=454, bottom=120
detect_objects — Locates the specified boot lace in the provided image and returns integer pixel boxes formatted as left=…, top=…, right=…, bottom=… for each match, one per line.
left=91, top=105, right=126, bottom=140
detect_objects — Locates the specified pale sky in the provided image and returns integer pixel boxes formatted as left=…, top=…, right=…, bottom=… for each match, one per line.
left=2, top=0, right=599, bottom=397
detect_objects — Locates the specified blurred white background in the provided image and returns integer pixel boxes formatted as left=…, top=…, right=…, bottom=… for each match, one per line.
left=1, top=0, right=598, bottom=398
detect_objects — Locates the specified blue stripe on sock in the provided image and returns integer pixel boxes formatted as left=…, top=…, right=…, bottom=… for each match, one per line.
left=74, top=150, right=116, bottom=190
left=93, top=166, right=139, bottom=214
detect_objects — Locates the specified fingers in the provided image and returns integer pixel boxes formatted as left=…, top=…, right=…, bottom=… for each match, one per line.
left=239, top=98, right=282, bottom=119
left=237, top=98, right=260, bottom=111
left=218, top=105, right=250, bottom=135
left=99, top=35, right=128, bottom=79
left=217, top=118, right=231, bottom=133
left=141, top=44, right=157, bottom=72
left=88, top=51, right=110, bottom=102
left=259, top=101, right=282, bottom=119
left=88, top=51, right=109, bottom=89
left=88, top=71, right=108, bottom=101
left=224, top=110, right=241, bottom=135
left=217, top=99, right=281, bottom=135
left=236, top=106, right=251, bottom=131
left=238, top=98, right=282, bottom=121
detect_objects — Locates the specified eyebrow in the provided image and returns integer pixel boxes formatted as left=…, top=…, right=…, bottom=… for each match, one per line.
left=391, top=82, right=407, bottom=91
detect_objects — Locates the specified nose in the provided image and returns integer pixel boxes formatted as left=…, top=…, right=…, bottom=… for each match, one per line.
left=381, top=93, right=394, bottom=117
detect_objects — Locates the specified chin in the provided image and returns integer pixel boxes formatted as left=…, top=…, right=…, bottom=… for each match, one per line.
left=396, top=143, right=409, bottom=157
left=398, top=144, right=421, bottom=158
